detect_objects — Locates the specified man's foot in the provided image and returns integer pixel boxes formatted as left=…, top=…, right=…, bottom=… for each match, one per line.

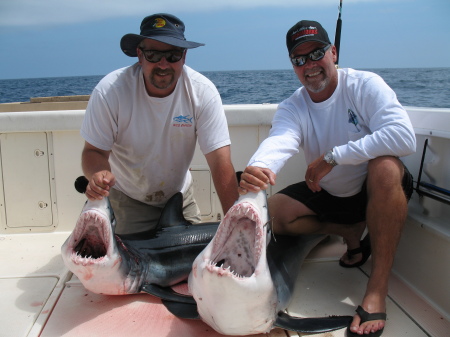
left=338, top=222, right=367, bottom=267
left=347, top=305, right=386, bottom=336
left=339, top=234, right=371, bottom=268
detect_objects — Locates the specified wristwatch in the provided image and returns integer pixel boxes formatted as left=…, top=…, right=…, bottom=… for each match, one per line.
left=324, top=149, right=338, bottom=167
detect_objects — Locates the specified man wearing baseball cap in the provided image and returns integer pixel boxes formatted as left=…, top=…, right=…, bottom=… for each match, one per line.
left=239, top=20, right=416, bottom=336
left=81, top=14, right=238, bottom=233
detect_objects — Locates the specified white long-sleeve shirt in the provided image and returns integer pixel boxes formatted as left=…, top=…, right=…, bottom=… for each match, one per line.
left=249, top=68, right=416, bottom=197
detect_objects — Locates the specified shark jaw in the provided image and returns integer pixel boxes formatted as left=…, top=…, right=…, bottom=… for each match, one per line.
left=70, top=209, right=110, bottom=265
left=62, top=192, right=220, bottom=296
left=207, top=204, right=264, bottom=278
left=61, top=199, right=136, bottom=295
left=189, top=191, right=277, bottom=335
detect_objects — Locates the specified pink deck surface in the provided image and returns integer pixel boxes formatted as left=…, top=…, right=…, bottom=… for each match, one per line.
left=40, top=282, right=287, bottom=337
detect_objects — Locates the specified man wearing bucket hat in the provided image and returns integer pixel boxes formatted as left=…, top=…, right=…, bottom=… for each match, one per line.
left=238, top=20, right=416, bottom=336
left=81, top=14, right=238, bottom=233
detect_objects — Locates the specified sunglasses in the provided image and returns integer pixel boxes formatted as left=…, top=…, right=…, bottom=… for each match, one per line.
left=139, top=48, right=185, bottom=63
left=290, top=44, right=331, bottom=67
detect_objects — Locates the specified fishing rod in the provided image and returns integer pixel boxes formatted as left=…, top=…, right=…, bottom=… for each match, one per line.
left=334, top=0, right=343, bottom=67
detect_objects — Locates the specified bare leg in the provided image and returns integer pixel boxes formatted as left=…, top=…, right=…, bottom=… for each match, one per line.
left=269, top=156, right=407, bottom=335
left=349, top=156, right=407, bottom=335
left=269, top=194, right=366, bottom=264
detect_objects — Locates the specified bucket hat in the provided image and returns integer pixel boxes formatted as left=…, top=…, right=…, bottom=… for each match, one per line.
left=121, top=13, right=204, bottom=57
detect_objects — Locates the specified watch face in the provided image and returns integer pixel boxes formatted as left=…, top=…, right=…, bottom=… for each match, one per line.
left=324, top=151, right=336, bottom=166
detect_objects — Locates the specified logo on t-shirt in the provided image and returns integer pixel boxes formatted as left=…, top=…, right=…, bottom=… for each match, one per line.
left=173, top=115, right=193, bottom=127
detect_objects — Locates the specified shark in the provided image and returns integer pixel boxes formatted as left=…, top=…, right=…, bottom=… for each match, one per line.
left=144, top=191, right=352, bottom=335
left=61, top=187, right=219, bottom=295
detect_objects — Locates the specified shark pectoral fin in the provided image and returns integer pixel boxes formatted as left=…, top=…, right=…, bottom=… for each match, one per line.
left=274, top=311, right=353, bottom=333
left=161, top=300, right=200, bottom=320
left=141, top=283, right=200, bottom=319
left=141, top=283, right=196, bottom=304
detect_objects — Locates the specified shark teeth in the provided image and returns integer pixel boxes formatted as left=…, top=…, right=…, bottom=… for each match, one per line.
left=214, top=203, right=263, bottom=250
left=70, top=210, right=111, bottom=264
left=206, top=201, right=267, bottom=279
left=207, top=260, right=245, bottom=278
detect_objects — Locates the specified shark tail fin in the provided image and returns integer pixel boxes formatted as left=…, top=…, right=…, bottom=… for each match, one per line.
left=274, top=311, right=352, bottom=333
left=141, top=283, right=200, bottom=319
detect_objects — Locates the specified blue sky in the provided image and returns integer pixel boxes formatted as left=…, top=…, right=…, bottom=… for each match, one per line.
left=0, top=0, right=449, bottom=79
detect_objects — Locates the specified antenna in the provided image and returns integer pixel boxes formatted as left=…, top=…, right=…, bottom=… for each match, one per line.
left=334, top=0, right=343, bottom=67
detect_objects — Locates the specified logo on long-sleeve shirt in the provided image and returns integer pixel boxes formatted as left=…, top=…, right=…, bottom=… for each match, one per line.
left=173, top=115, right=193, bottom=127
left=348, top=109, right=361, bottom=132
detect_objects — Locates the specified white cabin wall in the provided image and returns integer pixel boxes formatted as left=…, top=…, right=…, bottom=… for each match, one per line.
left=1, top=106, right=449, bottom=235
left=398, top=131, right=450, bottom=320
left=51, top=131, right=87, bottom=231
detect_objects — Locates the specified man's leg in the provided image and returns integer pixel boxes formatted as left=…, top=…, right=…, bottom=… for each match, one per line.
left=109, top=189, right=162, bottom=234
left=182, top=182, right=202, bottom=224
left=110, top=185, right=202, bottom=234
left=349, top=156, right=408, bottom=335
left=269, top=194, right=366, bottom=251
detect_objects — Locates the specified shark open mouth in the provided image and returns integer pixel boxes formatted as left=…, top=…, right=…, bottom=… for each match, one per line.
left=208, top=202, right=265, bottom=278
left=70, top=210, right=111, bottom=263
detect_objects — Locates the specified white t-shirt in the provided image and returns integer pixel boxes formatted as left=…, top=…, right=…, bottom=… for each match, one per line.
left=249, top=68, right=416, bottom=197
left=81, top=63, right=230, bottom=206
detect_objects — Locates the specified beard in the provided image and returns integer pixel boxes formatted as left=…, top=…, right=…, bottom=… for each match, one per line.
left=149, top=68, right=176, bottom=90
left=302, top=68, right=331, bottom=93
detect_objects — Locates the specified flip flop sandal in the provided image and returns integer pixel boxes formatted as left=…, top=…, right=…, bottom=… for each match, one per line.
left=339, top=234, right=371, bottom=268
left=347, top=305, right=386, bottom=337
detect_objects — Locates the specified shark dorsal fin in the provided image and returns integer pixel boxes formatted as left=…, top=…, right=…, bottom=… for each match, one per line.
left=156, top=192, right=190, bottom=228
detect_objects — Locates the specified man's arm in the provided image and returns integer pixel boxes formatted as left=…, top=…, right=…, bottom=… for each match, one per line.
left=81, top=141, right=115, bottom=200
left=205, top=145, right=239, bottom=214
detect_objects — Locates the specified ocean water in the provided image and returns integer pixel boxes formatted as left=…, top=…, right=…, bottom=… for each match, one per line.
left=0, top=68, right=449, bottom=108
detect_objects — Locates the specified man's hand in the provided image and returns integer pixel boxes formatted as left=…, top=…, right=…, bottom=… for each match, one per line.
left=305, top=154, right=334, bottom=192
left=85, top=170, right=116, bottom=200
left=238, top=166, right=276, bottom=195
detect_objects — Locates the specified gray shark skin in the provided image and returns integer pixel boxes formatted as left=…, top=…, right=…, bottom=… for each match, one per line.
left=61, top=192, right=219, bottom=295
left=145, top=191, right=352, bottom=335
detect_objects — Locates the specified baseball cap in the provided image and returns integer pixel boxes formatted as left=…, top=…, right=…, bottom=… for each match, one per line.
left=286, top=20, right=331, bottom=55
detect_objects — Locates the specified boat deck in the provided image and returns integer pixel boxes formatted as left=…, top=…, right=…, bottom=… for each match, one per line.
left=1, top=231, right=447, bottom=337
left=1, top=104, right=449, bottom=336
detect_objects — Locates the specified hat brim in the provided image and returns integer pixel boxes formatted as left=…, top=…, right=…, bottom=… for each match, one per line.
left=289, top=38, right=331, bottom=55
left=120, top=34, right=205, bottom=57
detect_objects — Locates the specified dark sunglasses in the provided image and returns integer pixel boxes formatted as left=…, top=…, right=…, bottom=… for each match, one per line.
left=290, top=44, right=331, bottom=67
left=139, top=48, right=185, bottom=63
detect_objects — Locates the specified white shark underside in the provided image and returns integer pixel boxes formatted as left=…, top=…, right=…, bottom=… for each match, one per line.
left=145, top=191, right=352, bottom=335
left=190, top=191, right=276, bottom=334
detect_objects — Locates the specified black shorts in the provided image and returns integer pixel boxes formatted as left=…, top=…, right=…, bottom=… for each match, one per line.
left=277, top=165, right=413, bottom=225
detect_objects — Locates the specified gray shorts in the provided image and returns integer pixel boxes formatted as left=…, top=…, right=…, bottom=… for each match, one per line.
left=109, top=183, right=201, bottom=234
